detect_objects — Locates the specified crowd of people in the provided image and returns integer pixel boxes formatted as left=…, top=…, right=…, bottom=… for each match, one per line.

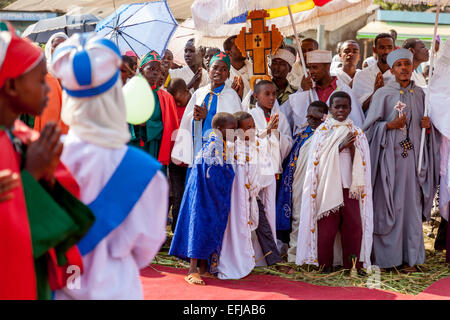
left=0, top=18, right=448, bottom=299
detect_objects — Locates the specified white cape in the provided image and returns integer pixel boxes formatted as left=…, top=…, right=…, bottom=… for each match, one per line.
left=171, top=83, right=242, bottom=166
left=280, top=78, right=365, bottom=135
left=55, top=132, right=168, bottom=300
left=295, top=120, right=373, bottom=270
left=352, top=63, right=394, bottom=106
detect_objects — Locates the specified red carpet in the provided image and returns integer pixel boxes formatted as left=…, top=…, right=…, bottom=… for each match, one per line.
left=141, top=265, right=450, bottom=300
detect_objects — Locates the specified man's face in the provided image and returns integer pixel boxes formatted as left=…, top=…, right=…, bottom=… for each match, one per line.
left=184, top=41, right=201, bottom=67
left=254, top=84, right=276, bottom=110
left=391, top=59, right=413, bottom=83
left=307, top=63, right=330, bottom=82
left=162, top=51, right=173, bottom=72
left=8, top=59, right=50, bottom=116
left=329, top=97, right=351, bottom=122
left=374, top=37, right=394, bottom=64
left=340, top=42, right=360, bottom=67
left=229, top=39, right=246, bottom=63
left=306, top=107, right=326, bottom=130
left=142, top=61, right=162, bottom=87
left=120, top=61, right=133, bottom=84
left=413, top=40, right=429, bottom=63
left=51, top=36, right=66, bottom=56
left=209, top=60, right=229, bottom=86
left=270, top=58, right=290, bottom=80
left=301, top=41, right=318, bottom=62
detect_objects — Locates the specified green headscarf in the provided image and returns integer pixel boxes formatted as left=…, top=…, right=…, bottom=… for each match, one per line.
left=209, top=51, right=231, bottom=71
left=139, top=50, right=161, bottom=70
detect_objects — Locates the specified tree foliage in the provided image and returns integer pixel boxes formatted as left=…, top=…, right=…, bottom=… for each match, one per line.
left=374, top=0, right=434, bottom=12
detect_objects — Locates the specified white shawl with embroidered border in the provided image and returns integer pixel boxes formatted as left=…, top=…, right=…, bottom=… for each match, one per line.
left=296, top=117, right=373, bottom=270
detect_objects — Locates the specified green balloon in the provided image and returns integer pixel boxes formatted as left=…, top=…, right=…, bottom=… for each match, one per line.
left=123, top=74, right=155, bottom=125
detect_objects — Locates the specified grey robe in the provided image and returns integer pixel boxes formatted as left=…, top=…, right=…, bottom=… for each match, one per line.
left=363, top=80, right=440, bottom=268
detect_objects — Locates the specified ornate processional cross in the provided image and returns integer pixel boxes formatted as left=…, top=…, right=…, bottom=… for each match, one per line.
left=234, top=10, right=283, bottom=88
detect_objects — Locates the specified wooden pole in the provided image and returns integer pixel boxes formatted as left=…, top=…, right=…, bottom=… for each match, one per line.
left=287, top=4, right=314, bottom=101
left=417, top=5, right=440, bottom=174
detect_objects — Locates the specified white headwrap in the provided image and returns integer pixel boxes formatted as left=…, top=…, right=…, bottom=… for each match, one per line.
left=45, top=32, right=68, bottom=74
left=306, top=50, right=332, bottom=64
left=61, top=79, right=131, bottom=149
left=271, top=48, right=296, bottom=67
left=54, top=33, right=130, bottom=149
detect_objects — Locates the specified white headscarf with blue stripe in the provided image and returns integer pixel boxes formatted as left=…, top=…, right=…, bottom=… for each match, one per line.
left=52, top=33, right=130, bottom=149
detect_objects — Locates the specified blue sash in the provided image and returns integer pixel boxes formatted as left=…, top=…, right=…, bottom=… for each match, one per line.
left=77, top=146, right=161, bottom=255
left=276, top=126, right=314, bottom=231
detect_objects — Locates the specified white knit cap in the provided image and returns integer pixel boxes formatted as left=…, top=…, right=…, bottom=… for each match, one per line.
left=306, top=50, right=332, bottom=64
left=271, top=48, right=296, bottom=67
left=52, top=32, right=122, bottom=98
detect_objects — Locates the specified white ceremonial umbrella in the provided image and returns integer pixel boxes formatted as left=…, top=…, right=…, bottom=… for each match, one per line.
left=191, top=0, right=371, bottom=100
left=382, top=0, right=448, bottom=173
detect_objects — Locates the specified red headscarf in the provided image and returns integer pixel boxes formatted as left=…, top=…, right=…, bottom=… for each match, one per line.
left=0, top=22, right=43, bottom=88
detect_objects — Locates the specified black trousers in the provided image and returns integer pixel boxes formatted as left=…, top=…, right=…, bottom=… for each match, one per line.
left=168, top=163, right=187, bottom=233
left=256, top=199, right=282, bottom=265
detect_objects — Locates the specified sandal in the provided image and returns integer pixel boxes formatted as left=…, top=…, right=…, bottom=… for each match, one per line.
left=185, top=273, right=205, bottom=285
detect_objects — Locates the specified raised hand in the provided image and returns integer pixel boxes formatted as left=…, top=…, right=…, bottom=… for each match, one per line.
left=301, top=73, right=314, bottom=91
left=193, top=103, right=208, bottom=121
left=266, top=114, right=279, bottom=134
left=374, top=72, right=384, bottom=92
left=339, top=132, right=356, bottom=152
left=187, top=68, right=203, bottom=91
left=0, top=169, right=20, bottom=202
left=25, top=122, right=63, bottom=183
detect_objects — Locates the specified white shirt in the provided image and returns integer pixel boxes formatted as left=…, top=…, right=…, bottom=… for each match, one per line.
left=332, top=67, right=361, bottom=88
left=225, top=59, right=253, bottom=100
left=339, top=148, right=353, bottom=189
left=352, top=63, right=395, bottom=106
left=169, top=65, right=209, bottom=93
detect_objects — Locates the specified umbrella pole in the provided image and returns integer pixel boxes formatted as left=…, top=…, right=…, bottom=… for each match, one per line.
left=287, top=4, right=314, bottom=101
left=417, top=4, right=440, bottom=174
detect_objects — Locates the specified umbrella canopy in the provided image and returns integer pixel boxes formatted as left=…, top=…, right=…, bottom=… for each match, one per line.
left=191, top=0, right=371, bottom=47
left=95, top=1, right=178, bottom=58
left=23, top=14, right=99, bottom=43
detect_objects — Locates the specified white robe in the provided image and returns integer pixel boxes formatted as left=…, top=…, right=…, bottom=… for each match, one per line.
left=352, top=63, right=394, bottom=106
left=218, top=138, right=277, bottom=280
left=55, top=132, right=168, bottom=300
left=225, top=59, right=253, bottom=100
left=429, top=39, right=450, bottom=220
left=280, top=78, right=365, bottom=135
left=171, top=83, right=242, bottom=166
left=248, top=103, right=293, bottom=172
left=332, top=67, right=361, bottom=88
left=169, top=65, right=209, bottom=93
left=411, top=69, right=427, bottom=89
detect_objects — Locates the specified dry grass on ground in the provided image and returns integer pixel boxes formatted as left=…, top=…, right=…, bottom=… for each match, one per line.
left=153, top=223, right=449, bottom=296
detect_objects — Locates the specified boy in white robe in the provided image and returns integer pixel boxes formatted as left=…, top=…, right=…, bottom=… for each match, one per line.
left=218, top=112, right=281, bottom=280
left=296, top=91, right=373, bottom=273
left=52, top=33, right=168, bottom=300
left=332, top=40, right=361, bottom=88
left=281, top=50, right=365, bottom=136
left=277, top=101, right=329, bottom=264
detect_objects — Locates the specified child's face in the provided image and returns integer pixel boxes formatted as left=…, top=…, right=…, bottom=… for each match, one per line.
left=173, top=89, right=191, bottom=108
left=217, top=120, right=237, bottom=141
left=329, top=97, right=351, bottom=122
left=141, top=61, right=162, bottom=87
left=238, top=117, right=255, bottom=132
left=120, top=61, right=133, bottom=84
left=204, top=49, right=219, bottom=69
left=306, top=107, right=326, bottom=130
left=209, top=60, right=229, bottom=86
left=8, top=59, right=50, bottom=116
left=254, top=84, right=276, bottom=110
